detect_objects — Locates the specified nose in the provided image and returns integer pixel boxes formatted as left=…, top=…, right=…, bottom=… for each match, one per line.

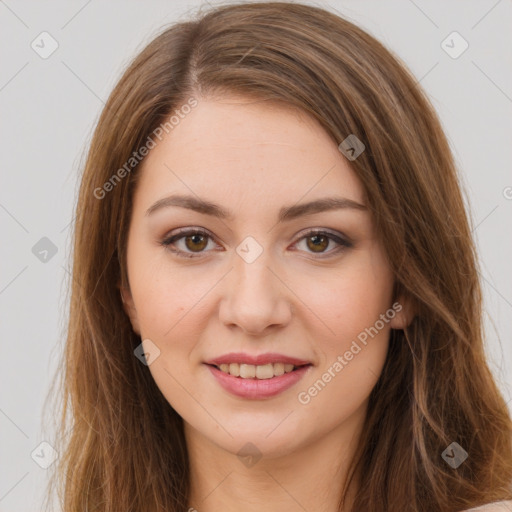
left=218, top=250, right=292, bottom=336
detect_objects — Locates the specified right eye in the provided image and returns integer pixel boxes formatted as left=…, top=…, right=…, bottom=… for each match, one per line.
left=160, top=228, right=219, bottom=258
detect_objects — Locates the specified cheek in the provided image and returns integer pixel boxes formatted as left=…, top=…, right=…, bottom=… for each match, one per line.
left=299, top=257, right=393, bottom=352
left=296, top=259, right=394, bottom=413
left=297, top=335, right=389, bottom=424
left=296, top=269, right=393, bottom=413
left=127, top=241, right=208, bottom=336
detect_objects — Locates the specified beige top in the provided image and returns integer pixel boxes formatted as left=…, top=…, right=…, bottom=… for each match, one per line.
left=464, top=501, right=512, bottom=511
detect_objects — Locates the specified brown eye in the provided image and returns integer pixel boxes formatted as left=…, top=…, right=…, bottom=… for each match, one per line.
left=306, top=234, right=330, bottom=253
left=161, top=228, right=216, bottom=258
left=184, top=233, right=208, bottom=252
left=294, top=229, right=352, bottom=257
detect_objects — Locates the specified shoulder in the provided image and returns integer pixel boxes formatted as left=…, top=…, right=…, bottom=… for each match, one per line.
left=462, top=501, right=512, bottom=512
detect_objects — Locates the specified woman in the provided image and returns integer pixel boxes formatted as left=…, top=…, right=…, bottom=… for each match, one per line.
left=45, top=2, right=512, bottom=511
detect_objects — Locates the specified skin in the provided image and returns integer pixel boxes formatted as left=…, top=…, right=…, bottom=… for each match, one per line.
left=121, top=94, right=410, bottom=512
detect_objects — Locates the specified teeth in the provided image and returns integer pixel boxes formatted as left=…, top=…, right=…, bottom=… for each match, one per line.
left=273, top=362, right=285, bottom=376
left=256, top=364, right=273, bottom=379
left=240, top=364, right=256, bottom=378
left=216, top=362, right=299, bottom=379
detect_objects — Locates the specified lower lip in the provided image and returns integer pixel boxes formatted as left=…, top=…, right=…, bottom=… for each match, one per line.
left=205, top=364, right=312, bottom=399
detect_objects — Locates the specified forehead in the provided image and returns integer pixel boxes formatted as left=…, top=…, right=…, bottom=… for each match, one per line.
left=133, top=95, right=365, bottom=213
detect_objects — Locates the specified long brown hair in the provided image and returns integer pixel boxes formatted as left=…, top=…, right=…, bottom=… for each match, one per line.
left=44, top=2, right=512, bottom=510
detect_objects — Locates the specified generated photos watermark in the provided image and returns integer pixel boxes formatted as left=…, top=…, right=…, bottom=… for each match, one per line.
left=297, top=301, right=402, bottom=405
left=93, top=97, right=198, bottom=199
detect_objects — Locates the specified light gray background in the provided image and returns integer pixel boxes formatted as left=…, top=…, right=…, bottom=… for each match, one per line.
left=1, top=1, right=511, bottom=510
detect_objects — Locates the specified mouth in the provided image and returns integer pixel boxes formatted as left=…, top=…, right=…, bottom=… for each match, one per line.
left=206, top=362, right=312, bottom=380
left=204, top=356, right=313, bottom=399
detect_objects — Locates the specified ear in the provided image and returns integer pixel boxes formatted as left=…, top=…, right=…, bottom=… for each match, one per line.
left=119, top=284, right=141, bottom=336
left=389, top=294, right=415, bottom=330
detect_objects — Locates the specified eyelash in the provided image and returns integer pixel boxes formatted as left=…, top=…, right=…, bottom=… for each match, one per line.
left=159, top=227, right=352, bottom=259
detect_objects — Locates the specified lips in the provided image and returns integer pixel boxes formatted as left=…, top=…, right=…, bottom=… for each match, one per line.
left=205, top=363, right=312, bottom=399
left=204, top=352, right=312, bottom=367
left=203, top=352, right=313, bottom=399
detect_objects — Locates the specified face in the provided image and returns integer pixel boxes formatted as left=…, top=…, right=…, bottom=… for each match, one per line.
left=121, top=94, right=408, bottom=459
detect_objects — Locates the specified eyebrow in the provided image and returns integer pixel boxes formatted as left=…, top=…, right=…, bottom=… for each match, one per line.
left=145, top=194, right=367, bottom=222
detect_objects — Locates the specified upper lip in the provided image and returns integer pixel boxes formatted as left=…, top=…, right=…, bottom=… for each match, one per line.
left=204, top=352, right=312, bottom=367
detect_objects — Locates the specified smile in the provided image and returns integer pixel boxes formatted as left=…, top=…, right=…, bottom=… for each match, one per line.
left=205, top=362, right=312, bottom=399
left=215, top=362, right=299, bottom=379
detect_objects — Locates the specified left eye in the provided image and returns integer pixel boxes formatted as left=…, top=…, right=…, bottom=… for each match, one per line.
left=160, top=228, right=351, bottom=258
left=293, top=230, right=351, bottom=255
